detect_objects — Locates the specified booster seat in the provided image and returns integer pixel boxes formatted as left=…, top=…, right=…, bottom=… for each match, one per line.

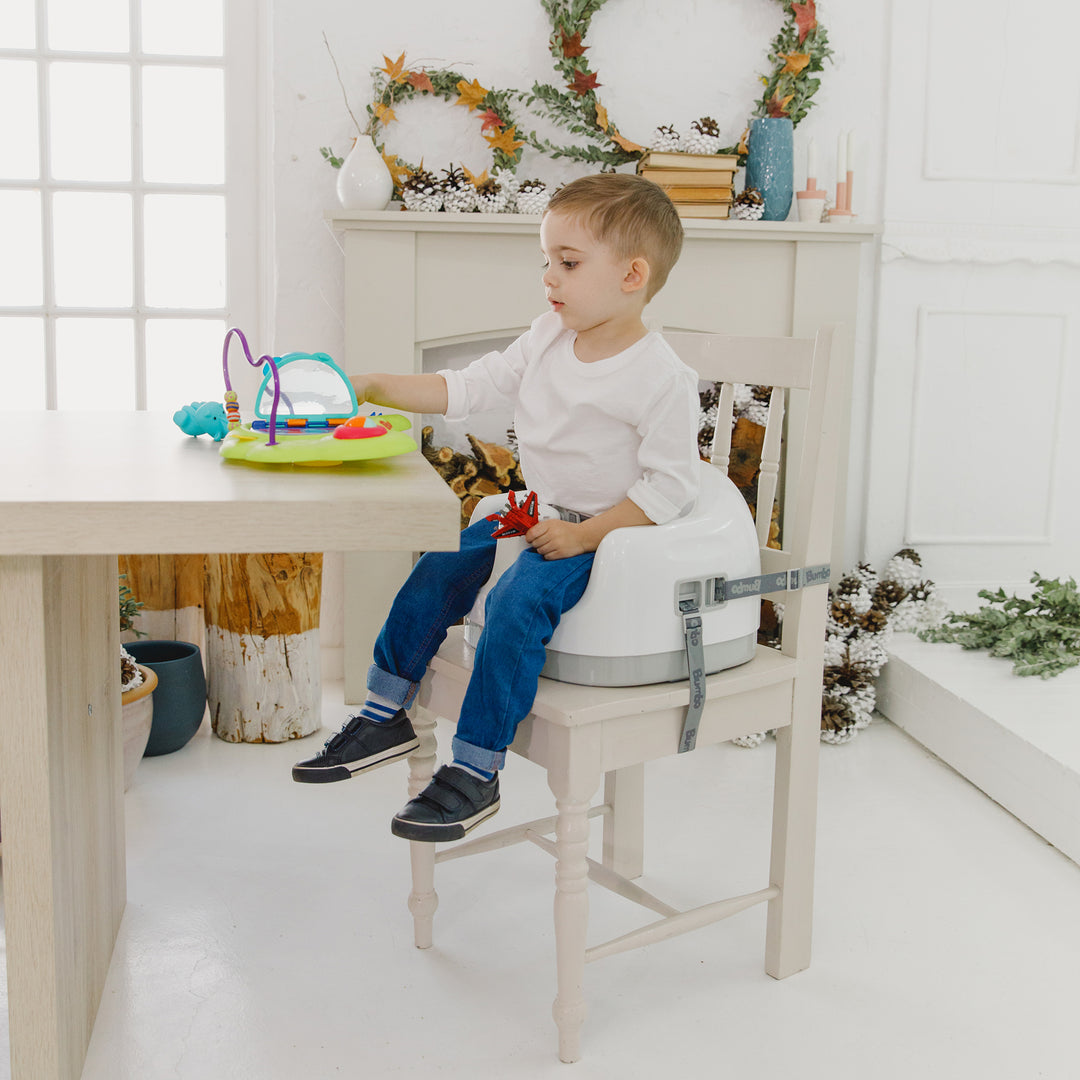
left=464, top=458, right=762, bottom=688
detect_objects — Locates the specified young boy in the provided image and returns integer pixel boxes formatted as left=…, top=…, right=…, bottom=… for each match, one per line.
left=292, top=172, right=702, bottom=842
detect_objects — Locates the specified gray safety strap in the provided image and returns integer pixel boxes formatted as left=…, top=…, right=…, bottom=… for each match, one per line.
left=714, top=563, right=831, bottom=602
left=676, top=563, right=831, bottom=754
left=678, top=601, right=706, bottom=753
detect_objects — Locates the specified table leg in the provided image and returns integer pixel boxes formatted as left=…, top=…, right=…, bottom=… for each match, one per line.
left=0, top=555, right=126, bottom=1080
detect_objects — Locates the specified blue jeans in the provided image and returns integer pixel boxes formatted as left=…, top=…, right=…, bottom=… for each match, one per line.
left=367, top=518, right=594, bottom=773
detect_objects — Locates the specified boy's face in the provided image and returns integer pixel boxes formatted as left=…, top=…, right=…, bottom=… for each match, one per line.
left=539, top=212, right=645, bottom=338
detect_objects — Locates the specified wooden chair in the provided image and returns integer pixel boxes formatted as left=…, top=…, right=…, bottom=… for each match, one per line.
left=410, top=326, right=839, bottom=1062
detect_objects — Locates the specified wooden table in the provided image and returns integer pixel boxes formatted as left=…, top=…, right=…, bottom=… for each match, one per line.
left=0, top=412, right=459, bottom=1080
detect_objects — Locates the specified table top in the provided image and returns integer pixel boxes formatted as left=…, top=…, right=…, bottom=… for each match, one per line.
left=1, top=412, right=461, bottom=555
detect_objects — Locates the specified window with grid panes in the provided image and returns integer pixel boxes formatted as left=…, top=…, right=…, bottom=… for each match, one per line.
left=0, top=0, right=260, bottom=411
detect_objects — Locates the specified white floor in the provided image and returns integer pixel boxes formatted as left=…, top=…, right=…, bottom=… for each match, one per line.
left=3, top=682, right=1080, bottom=1080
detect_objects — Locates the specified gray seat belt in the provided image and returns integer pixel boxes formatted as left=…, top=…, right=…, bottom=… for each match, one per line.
left=677, top=564, right=831, bottom=753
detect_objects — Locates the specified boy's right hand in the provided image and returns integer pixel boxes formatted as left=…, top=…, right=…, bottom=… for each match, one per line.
left=348, top=372, right=449, bottom=416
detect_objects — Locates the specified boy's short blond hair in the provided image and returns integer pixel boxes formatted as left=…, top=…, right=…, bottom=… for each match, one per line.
left=545, top=173, right=683, bottom=301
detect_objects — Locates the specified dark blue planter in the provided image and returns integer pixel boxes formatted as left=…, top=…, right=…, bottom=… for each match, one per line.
left=125, top=640, right=207, bottom=756
left=745, top=117, right=794, bottom=221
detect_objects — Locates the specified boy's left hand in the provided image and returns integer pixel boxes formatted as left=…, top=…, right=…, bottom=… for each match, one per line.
left=525, top=519, right=589, bottom=560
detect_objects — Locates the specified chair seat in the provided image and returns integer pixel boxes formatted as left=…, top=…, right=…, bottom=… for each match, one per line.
left=423, top=627, right=797, bottom=772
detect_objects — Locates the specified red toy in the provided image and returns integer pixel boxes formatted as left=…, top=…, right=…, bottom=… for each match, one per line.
left=486, top=490, right=540, bottom=538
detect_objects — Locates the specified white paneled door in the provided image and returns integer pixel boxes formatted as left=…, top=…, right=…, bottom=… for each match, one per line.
left=866, top=0, right=1080, bottom=589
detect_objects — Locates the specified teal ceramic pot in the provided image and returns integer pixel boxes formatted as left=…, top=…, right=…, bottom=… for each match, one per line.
left=745, top=118, right=794, bottom=221
left=125, top=640, right=207, bottom=756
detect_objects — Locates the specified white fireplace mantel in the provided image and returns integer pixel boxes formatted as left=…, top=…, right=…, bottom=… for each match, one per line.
left=328, top=209, right=878, bottom=701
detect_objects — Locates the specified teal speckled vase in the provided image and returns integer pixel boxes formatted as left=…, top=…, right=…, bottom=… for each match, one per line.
left=745, top=118, right=794, bottom=221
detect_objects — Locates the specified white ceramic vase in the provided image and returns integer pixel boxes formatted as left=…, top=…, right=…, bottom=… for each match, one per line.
left=121, top=663, right=157, bottom=791
left=336, top=137, right=393, bottom=211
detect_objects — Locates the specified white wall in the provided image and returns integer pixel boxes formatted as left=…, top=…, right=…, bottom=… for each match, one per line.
left=268, top=0, right=891, bottom=654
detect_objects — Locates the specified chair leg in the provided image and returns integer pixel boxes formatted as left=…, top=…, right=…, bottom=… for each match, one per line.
left=602, top=764, right=644, bottom=880
left=764, top=704, right=821, bottom=979
left=406, top=705, right=439, bottom=949
left=547, top=736, right=602, bottom=1064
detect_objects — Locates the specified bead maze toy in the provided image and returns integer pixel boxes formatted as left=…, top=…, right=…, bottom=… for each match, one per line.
left=190, top=327, right=417, bottom=466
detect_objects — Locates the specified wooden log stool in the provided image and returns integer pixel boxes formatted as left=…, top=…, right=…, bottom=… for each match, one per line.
left=119, top=553, right=206, bottom=649
left=204, top=553, right=323, bottom=743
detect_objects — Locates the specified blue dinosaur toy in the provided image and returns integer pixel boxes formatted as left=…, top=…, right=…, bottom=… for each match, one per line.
left=173, top=401, right=229, bottom=442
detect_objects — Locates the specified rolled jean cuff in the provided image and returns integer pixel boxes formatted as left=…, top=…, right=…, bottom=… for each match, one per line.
left=366, top=664, right=418, bottom=709
left=451, top=735, right=506, bottom=773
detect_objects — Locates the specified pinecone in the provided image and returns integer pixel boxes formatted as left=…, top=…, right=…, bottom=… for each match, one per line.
left=744, top=402, right=769, bottom=427
left=120, top=648, right=141, bottom=692
left=681, top=116, right=722, bottom=155
left=731, top=730, right=769, bottom=748
left=847, top=683, right=877, bottom=729
left=401, top=168, right=443, bottom=212
left=649, top=124, right=681, bottom=151
left=826, top=597, right=859, bottom=637
left=732, top=187, right=765, bottom=221
left=491, top=166, right=520, bottom=199
left=834, top=575, right=873, bottom=615
left=515, top=178, right=550, bottom=215
left=732, top=383, right=755, bottom=412
left=853, top=561, right=879, bottom=591
left=872, top=579, right=907, bottom=611
left=821, top=697, right=855, bottom=734
left=859, top=607, right=891, bottom=636
left=440, top=165, right=477, bottom=213
left=882, top=549, right=923, bottom=590
left=475, top=177, right=511, bottom=213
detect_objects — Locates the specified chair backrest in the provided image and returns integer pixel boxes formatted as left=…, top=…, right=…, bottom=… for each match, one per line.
left=663, top=327, right=839, bottom=658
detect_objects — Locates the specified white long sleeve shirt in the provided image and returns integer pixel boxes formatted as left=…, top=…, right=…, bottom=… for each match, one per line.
left=439, top=312, right=700, bottom=524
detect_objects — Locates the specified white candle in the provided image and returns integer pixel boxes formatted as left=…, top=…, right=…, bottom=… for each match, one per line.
left=807, top=137, right=818, bottom=180
left=846, top=130, right=855, bottom=173
left=836, top=133, right=847, bottom=179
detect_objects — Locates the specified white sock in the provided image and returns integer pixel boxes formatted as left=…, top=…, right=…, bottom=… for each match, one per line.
left=451, top=761, right=495, bottom=782
left=358, top=691, right=400, bottom=724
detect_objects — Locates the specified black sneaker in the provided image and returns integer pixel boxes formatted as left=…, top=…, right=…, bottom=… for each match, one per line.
left=291, top=710, right=419, bottom=783
left=390, top=765, right=500, bottom=842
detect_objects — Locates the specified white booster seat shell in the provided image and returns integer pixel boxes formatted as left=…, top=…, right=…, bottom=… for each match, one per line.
left=464, top=460, right=762, bottom=687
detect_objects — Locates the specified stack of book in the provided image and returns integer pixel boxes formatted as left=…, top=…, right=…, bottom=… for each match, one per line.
left=637, top=150, right=739, bottom=219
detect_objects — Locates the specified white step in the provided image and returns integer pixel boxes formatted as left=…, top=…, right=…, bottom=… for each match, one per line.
left=876, top=631, right=1080, bottom=866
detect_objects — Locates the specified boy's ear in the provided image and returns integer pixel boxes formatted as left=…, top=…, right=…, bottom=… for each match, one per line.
left=622, top=256, right=650, bottom=295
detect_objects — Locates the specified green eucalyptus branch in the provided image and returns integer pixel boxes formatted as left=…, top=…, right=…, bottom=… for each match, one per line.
left=918, top=573, right=1080, bottom=679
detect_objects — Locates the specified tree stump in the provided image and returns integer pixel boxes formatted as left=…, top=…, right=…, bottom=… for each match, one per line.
left=119, top=553, right=206, bottom=649
left=204, top=553, right=323, bottom=743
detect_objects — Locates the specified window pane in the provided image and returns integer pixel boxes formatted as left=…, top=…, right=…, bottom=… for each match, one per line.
left=0, top=0, right=36, bottom=49
left=141, top=0, right=223, bottom=56
left=146, top=318, right=226, bottom=410
left=0, top=61, right=39, bottom=179
left=53, top=192, right=133, bottom=307
left=0, top=318, right=47, bottom=410
left=55, top=318, right=135, bottom=410
left=142, top=66, right=224, bottom=183
left=47, top=0, right=129, bottom=52
left=0, top=191, right=43, bottom=305
left=50, top=62, right=131, bottom=182
left=144, top=194, right=225, bottom=308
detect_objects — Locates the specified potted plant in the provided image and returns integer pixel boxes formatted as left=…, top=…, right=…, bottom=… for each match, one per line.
left=120, top=577, right=156, bottom=790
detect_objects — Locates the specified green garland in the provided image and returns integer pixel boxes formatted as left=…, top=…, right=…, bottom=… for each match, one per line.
left=526, top=0, right=833, bottom=167
left=918, top=573, right=1080, bottom=679
left=323, top=54, right=527, bottom=195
